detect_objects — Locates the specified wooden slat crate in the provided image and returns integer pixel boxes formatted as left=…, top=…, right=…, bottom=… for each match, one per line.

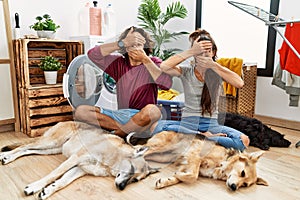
left=219, top=65, right=257, bottom=117
left=13, top=39, right=84, bottom=137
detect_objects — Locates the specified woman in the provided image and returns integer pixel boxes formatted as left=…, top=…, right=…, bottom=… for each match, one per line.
left=150, top=29, right=249, bottom=151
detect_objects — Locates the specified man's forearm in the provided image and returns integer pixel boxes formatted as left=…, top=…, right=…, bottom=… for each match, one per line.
left=99, top=42, right=120, bottom=56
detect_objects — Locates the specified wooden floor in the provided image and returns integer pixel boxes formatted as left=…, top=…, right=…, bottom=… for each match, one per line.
left=0, top=126, right=299, bottom=200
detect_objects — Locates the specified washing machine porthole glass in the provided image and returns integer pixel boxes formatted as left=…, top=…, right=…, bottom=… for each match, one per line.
left=63, top=55, right=103, bottom=108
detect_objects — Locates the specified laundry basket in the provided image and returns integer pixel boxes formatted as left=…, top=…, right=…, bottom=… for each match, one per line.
left=157, top=99, right=184, bottom=121
left=218, top=65, right=257, bottom=117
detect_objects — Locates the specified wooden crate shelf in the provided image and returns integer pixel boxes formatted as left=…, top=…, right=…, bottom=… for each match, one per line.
left=13, top=39, right=83, bottom=137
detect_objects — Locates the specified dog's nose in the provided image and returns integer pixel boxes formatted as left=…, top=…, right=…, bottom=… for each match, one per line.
left=116, top=181, right=127, bottom=190
left=230, top=183, right=237, bottom=191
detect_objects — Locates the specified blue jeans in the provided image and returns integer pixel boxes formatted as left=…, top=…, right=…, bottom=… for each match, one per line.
left=152, top=116, right=246, bottom=151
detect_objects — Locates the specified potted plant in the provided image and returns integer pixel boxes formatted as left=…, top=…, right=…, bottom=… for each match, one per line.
left=39, top=55, right=62, bottom=84
left=29, top=14, right=60, bottom=39
left=137, top=0, right=188, bottom=60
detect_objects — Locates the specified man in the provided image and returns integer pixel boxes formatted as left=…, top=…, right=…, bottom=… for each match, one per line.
left=74, top=26, right=172, bottom=138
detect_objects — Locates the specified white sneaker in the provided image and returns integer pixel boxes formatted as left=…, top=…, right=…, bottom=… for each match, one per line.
left=126, top=132, right=136, bottom=145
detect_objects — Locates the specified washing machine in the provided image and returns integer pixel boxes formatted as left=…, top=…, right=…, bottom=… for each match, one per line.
left=66, top=36, right=117, bottom=110
left=63, top=54, right=117, bottom=110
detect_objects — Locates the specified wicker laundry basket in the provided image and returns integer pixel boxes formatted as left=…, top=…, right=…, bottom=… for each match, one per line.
left=218, top=65, right=257, bottom=117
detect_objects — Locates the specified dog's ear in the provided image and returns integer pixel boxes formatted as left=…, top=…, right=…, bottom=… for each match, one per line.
left=249, top=151, right=265, bottom=162
left=256, top=177, right=268, bottom=186
left=133, top=146, right=149, bottom=158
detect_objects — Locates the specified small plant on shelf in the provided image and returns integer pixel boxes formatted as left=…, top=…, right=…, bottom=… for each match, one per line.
left=39, top=55, right=62, bottom=84
left=30, top=14, right=60, bottom=39
left=39, top=55, right=62, bottom=71
left=30, top=14, right=60, bottom=32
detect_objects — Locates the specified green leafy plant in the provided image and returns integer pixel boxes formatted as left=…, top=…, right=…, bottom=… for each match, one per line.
left=39, top=55, right=62, bottom=71
left=137, top=0, right=188, bottom=60
left=29, top=14, right=60, bottom=32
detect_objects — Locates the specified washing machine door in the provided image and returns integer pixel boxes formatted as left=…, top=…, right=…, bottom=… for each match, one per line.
left=63, top=54, right=103, bottom=108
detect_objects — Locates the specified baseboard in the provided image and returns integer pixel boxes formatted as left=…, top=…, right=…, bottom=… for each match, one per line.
left=254, top=114, right=300, bottom=131
left=0, top=118, right=15, bottom=133
left=1, top=116, right=299, bottom=133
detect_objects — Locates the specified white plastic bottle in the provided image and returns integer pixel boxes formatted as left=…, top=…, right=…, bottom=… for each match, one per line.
left=78, top=2, right=90, bottom=36
left=103, top=3, right=117, bottom=38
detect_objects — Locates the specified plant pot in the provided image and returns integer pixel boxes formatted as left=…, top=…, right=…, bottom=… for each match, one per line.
left=37, top=30, right=56, bottom=39
left=44, top=71, right=58, bottom=84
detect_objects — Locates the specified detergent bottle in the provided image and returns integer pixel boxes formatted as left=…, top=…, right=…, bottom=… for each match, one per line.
left=79, top=1, right=102, bottom=36
left=103, top=3, right=116, bottom=38
left=89, top=1, right=102, bottom=35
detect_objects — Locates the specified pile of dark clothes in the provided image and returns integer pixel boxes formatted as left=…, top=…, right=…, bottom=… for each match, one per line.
left=218, top=112, right=291, bottom=150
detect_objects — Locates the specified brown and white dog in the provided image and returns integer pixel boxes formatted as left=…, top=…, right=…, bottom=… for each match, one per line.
left=0, top=121, right=158, bottom=200
left=142, top=131, right=269, bottom=191
left=0, top=121, right=268, bottom=198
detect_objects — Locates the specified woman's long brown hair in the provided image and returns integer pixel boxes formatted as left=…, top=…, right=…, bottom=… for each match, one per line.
left=189, top=29, right=222, bottom=116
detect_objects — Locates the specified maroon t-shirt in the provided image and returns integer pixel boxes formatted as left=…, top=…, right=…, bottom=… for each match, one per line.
left=88, top=46, right=172, bottom=110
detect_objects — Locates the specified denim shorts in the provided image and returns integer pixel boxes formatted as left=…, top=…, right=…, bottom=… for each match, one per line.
left=101, top=108, right=140, bottom=125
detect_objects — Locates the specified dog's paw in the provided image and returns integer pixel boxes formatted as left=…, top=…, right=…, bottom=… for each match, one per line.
left=0, top=152, right=5, bottom=163
left=24, top=183, right=42, bottom=196
left=212, top=168, right=225, bottom=180
left=155, top=178, right=166, bottom=189
left=155, top=177, right=176, bottom=189
left=38, top=185, right=55, bottom=200
left=24, top=186, right=34, bottom=196
left=0, top=153, right=12, bottom=165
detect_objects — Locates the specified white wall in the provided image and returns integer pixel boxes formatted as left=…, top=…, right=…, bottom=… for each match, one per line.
left=2, top=0, right=299, bottom=122
left=255, top=0, right=300, bottom=122
left=8, top=0, right=195, bottom=42
left=201, top=0, right=270, bottom=69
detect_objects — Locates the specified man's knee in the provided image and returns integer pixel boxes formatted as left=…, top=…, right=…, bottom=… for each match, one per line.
left=74, top=105, right=84, bottom=118
left=74, top=105, right=94, bottom=120
left=140, top=104, right=161, bottom=122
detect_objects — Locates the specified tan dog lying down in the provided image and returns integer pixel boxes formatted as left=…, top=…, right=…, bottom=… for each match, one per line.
left=142, top=131, right=269, bottom=191
left=0, top=121, right=158, bottom=200
left=0, top=121, right=268, bottom=199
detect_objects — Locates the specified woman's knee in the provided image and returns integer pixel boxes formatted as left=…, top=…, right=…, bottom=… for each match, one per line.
left=151, top=120, right=177, bottom=135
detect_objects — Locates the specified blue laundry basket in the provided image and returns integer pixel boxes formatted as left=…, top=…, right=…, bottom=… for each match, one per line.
left=157, top=99, right=184, bottom=121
